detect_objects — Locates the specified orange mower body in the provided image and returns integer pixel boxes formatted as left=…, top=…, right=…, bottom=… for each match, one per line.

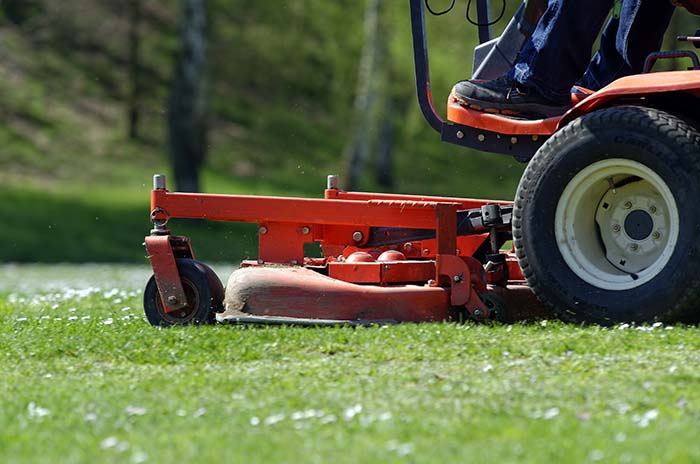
left=143, top=1, right=700, bottom=326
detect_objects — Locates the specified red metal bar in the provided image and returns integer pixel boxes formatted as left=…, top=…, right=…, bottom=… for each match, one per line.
left=145, top=235, right=187, bottom=313
left=151, top=190, right=462, bottom=230
left=328, top=260, right=436, bottom=284
left=435, top=203, right=458, bottom=255
left=325, top=189, right=510, bottom=208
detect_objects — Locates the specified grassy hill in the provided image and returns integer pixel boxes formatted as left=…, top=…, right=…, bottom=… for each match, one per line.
left=1, top=1, right=697, bottom=262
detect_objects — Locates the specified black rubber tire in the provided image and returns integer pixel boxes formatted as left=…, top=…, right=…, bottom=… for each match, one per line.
left=198, top=261, right=225, bottom=314
left=513, top=106, right=700, bottom=324
left=144, top=259, right=224, bottom=326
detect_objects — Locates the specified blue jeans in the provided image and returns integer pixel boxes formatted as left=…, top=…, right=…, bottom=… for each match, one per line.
left=512, top=0, right=675, bottom=101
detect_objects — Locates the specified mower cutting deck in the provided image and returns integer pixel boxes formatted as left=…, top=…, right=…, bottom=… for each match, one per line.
left=143, top=0, right=700, bottom=326
left=144, top=176, right=545, bottom=326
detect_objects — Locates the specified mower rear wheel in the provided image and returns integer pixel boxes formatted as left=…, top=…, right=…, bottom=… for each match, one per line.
left=144, top=259, right=224, bottom=326
left=514, top=106, right=700, bottom=324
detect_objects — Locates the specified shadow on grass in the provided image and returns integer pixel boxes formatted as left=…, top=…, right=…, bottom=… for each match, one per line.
left=0, top=187, right=258, bottom=263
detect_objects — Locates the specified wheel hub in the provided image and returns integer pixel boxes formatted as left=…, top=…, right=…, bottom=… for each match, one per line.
left=555, top=159, right=679, bottom=291
left=595, top=182, right=671, bottom=275
left=624, top=210, right=653, bottom=241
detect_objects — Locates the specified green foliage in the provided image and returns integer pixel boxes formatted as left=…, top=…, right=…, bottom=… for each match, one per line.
left=2, top=264, right=700, bottom=463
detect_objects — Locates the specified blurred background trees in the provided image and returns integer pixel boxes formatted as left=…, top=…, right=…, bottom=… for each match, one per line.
left=2, top=0, right=697, bottom=194
left=168, top=0, right=207, bottom=193
left=0, top=0, right=699, bottom=261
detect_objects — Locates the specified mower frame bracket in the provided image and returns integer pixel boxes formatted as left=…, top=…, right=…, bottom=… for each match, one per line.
left=145, top=235, right=188, bottom=313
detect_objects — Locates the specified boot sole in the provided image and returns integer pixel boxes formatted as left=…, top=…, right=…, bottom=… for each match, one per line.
left=452, top=93, right=570, bottom=119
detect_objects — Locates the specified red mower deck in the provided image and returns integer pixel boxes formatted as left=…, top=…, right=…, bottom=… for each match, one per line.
left=144, top=177, right=542, bottom=325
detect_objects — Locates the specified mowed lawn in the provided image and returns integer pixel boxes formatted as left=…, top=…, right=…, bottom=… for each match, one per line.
left=1, top=264, right=700, bottom=463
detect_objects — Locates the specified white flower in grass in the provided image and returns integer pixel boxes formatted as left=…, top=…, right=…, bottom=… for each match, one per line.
left=103, top=318, right=114, bottom=325
left=343, top=404, right=362, bottom=421
left=264, top=413, right=285, bottom=425
left=100, top=436, right=119, bottom=449
left=125, top=405, right=147, bottom=416
left=543, top=407, right=560, bottom=420
left=632, top=409, right=659, bottom=428
left=27, top=402, right=51, bottom=419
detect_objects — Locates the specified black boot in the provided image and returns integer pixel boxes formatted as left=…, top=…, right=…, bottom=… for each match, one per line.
left=451, top=75, right=571, bottom=119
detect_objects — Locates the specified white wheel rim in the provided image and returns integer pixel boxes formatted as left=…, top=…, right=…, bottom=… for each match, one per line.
left=555, top=159, right=679, bottom=291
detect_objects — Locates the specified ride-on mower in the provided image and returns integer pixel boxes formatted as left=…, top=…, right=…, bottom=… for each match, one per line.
left=143, top=0, right=700, bottom=326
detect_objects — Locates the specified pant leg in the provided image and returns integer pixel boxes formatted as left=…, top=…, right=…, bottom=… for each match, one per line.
left=512, top=0, right=614, bottom=100
left=580, top=0, right=676, bottom=90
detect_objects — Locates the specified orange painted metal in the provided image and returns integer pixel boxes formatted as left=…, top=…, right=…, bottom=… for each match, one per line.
left=505, top=253, right=525, bottom=282
left=148, top=185, right=513, bottom=321
left=325, top=188, right=510, bottom=207
left=559, top=70, right=700, bottom=127
left=446, top=97, right=561, bottom=135
left=328, top=260, right=436, bottom=284
left=446, top=70, right=700, bottom=137
left=150, top=189, right=502, bottom=265
left=145, top=235, right=188, bottom=313
left=220, top=266, right=454, bottom=323
left=151, top=190, right=460, bottom=229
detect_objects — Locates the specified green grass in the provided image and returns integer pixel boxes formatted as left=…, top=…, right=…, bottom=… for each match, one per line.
left=1, top=264, right=700, bottom=463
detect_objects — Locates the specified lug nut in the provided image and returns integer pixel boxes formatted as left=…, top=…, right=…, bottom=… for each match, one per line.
left=167, top=296, right=178, bottom=305
left=630, top=243, right=639, bottom=251
left=652, top=231, right=661, bottom=240
left=613, top=224, right=621, bottom=233
left=259, top=226, right=268, bottom=235
left=352, top=231, right=364, bottom=243
left=649, top=205, right=657, bottom=214
left=301, top=226, right=310, bottom=235
left=624, top=201, right=633, bottom=209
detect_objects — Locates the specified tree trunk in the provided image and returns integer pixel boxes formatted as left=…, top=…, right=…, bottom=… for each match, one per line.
left=344, top=0, right=381, bottom=191
left=168, top=0, right=207, bottom=193
left=127, top=0, right=142, bottom=140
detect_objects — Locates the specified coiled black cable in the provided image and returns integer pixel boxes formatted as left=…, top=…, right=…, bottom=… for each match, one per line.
left=425, top=0, right=457, bottom=16
left=425, top=0, right=507, bottom=26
